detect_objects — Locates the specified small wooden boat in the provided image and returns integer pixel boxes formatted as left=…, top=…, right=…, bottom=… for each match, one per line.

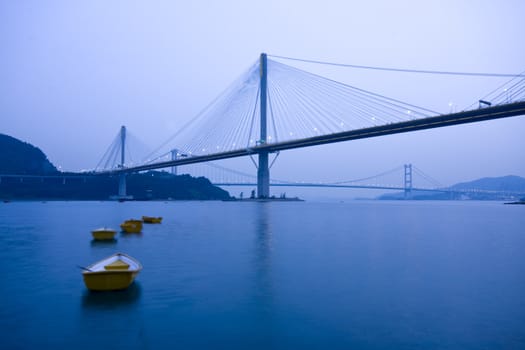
left=91, top=227, right=117, bottom=240
left=82, top=253, right=142, bottom=291
left=142, top=216, right=162, bottom=224
left=120, top=219, right=143, bottom=233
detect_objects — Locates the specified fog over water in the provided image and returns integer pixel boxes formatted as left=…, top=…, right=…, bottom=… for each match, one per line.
left=1, top=1, right=524, bottom=197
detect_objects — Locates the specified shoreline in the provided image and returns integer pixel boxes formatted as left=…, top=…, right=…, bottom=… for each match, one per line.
left=223, top=197, right=304, bottom=202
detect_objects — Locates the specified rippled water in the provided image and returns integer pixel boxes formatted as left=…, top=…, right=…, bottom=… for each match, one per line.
left=0, top=200, right=524, bottom=349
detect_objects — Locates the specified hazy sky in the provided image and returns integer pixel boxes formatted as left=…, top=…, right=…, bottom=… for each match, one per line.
left=1, top=0, right=524, bottom=197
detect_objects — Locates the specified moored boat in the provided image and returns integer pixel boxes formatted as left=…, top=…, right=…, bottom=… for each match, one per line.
left=91, top=227, right=117, bottom=240
left=142, top=216, right=162, bottom=224
left=82, top=253, right=142, bottom=291
left=120, top=219, right=143, bottom=233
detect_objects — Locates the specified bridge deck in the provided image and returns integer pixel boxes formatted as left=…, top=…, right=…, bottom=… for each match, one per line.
left=110, top=101, right=525, bottom=174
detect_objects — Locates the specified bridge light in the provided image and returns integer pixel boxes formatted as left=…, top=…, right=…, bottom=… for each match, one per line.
left=289, top=131, right=294, bottom=136
left=313, top=127, right=318, bottom=131
left=504, top=88, right=510, bottom=102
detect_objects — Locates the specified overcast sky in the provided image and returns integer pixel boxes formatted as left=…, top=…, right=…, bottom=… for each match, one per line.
left=1, top=0, right=524, bottom=198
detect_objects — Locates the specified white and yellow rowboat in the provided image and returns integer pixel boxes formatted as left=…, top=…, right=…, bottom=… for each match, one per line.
left=82, top=253, right=142, bottom=291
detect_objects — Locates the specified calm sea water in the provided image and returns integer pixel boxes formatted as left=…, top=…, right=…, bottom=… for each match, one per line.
left=0, top=200, right=524, bottom=349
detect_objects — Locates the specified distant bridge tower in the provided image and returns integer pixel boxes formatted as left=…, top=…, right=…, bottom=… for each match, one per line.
left=404, top=164, right=412, bottom=199
left=257, top=53, right=270, bottom=198
left=171, top=149, right=178, bottom=175
left=118, top=125, right=127, bottom=198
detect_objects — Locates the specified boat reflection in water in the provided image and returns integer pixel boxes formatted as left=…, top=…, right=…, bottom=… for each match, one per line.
left=90, top=238, right=117, bottom=247
left=81, top=282, right=142, bottom=310
left=142, top=216, right=162, bottom=224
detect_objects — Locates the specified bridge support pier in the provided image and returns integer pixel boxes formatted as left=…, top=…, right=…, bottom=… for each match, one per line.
left=257, top=152, right=270, bottom=198
left=118, top=173, right=127, bottom=198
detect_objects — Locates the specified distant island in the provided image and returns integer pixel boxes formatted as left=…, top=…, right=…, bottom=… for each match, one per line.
left=377, top=175, right=525, bottom=201
left=0, top=134, right=230, bottom=201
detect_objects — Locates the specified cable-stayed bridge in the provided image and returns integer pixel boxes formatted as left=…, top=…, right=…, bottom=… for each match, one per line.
left=93, top=54, right=525, bottom=198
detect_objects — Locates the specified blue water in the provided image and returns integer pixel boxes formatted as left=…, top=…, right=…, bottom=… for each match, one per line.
left=0, top=200, right=524, bottom=349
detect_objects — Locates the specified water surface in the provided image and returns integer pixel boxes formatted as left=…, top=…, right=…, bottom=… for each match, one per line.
left=0, top=200, right=524, bottom=349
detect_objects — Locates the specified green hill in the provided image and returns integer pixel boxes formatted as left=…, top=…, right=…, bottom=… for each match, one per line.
left=0, top=134, right=230, bottom=200
left=0, top=134, right=58, bottom=174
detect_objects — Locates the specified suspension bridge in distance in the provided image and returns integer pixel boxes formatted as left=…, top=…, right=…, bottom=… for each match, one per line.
left=179, top=163, right=523, bottom=199
left=94, top=53, right=525, bottom=199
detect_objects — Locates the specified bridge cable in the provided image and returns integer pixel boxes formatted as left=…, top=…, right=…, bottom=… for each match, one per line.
left=246, top=84, right=260, bottom=148
left=143, top=60, right=259, bottom=163
left=268, top=84, right=279, bottom=143
left=204, top=162, right=257, bottom=179
left=464, top=69, right=525, bottom=109
left=95, top=133, right=119, bottom=171
left=326, top=165, right=404, bottom=185
left=412, top=166, right=443, bottom=188
left=271, top=60, right=440, bottom=116
left=269, top=55, right=524, bottom=78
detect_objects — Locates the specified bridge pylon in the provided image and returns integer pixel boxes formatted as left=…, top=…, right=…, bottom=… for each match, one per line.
left=171, top=149, right=179, bottom=175
left=115, top=125, right=132, bottom=200
left=118, top=126, right=127, bottom=197
left=404, top=164, right=413, bottom=199
left=257, top=53, right=270, bottom=198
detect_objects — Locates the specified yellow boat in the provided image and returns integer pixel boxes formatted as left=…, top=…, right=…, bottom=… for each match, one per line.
left=91, top=227, right=117, bottom=240
left=82, top=253, right=142, bottom=291
left=142, top=216, right=162, bottom=224
left=120, top=219, right=143, bottom=233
